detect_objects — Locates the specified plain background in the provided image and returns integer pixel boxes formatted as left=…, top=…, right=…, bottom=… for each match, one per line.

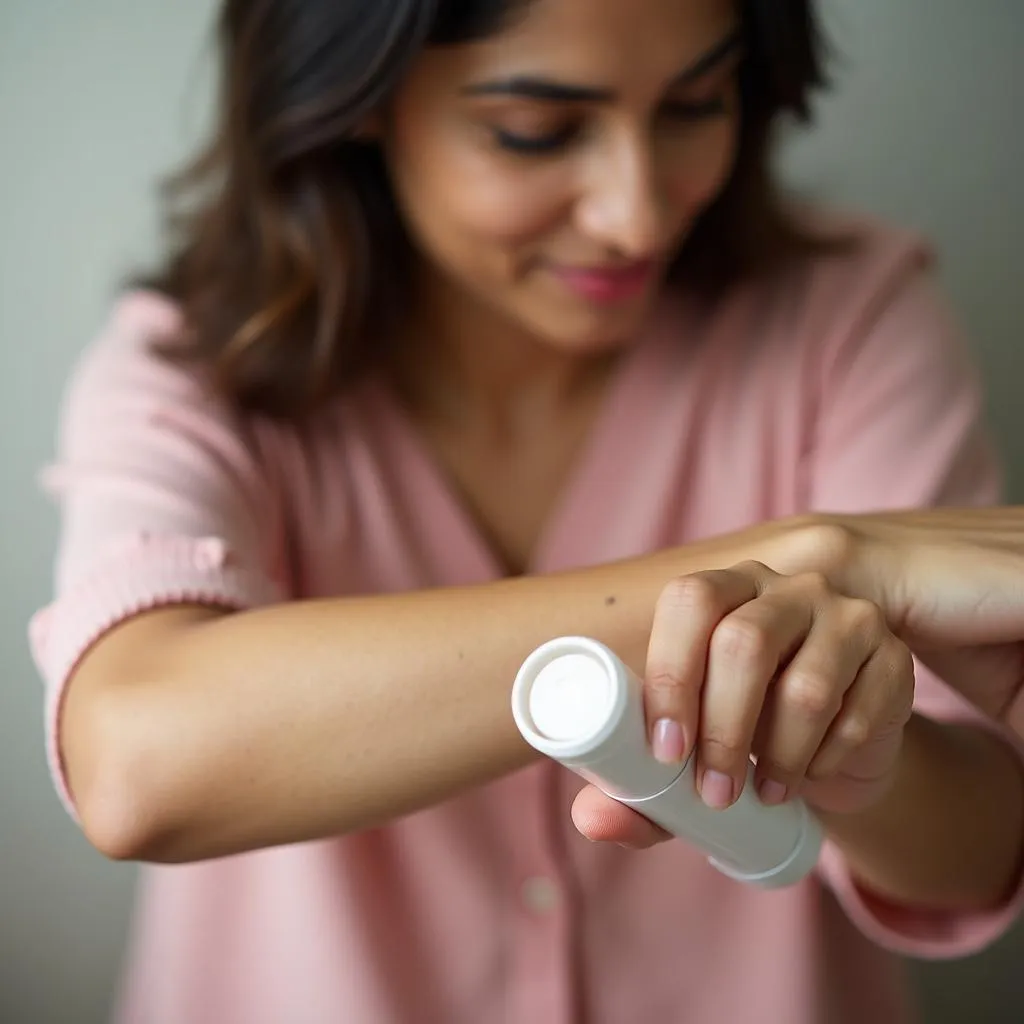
left=1, top=1, right=1022, bottom=1021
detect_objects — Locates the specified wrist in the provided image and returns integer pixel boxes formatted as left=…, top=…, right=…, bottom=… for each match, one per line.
left=748, top=513, right=863, bottom=581
left=810, top=714, right=1024, bottom=910
left=770, top=514, right=914, bottom=634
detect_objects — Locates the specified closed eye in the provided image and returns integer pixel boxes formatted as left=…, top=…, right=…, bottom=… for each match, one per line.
left=489, top=85, right=732, bottom=157
left=492, top=124, right=580, bottom=155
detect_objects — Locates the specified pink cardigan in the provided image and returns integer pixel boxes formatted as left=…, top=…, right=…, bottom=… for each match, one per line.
left=30, top=212, right=1024, bottom=1023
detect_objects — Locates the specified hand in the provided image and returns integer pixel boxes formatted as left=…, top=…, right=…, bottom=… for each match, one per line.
left=811, top=509, right=1024, bottom=732
left=572, top=561, right=915, bottom=849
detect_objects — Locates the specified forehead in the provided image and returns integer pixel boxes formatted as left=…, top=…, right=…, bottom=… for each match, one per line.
left=454, top=0, right=738, bottom=85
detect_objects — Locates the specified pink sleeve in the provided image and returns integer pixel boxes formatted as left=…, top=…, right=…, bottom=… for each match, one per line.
left=802, top=238, right=1024, bottom=958
left=29, top=292, right=287, bottom=820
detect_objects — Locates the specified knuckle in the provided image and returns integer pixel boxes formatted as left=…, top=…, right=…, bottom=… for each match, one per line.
left=644, top=668, right=680, bottom=695
left=701, top=730, right=747, bottom=767
left=801, top=521, right=859, bottom=566
left=795, top=570, right=831, bottom=598
left=734, top=559, right=775, bottom=581
left=784, top=670, right=837, bottom=717
left=657, top=574, right=720, bottom=616
left=711, top=617, right=771, bottom=662
left=843, top=597, right=885, bottom=635
left=644, top=670, right=688, bottom=711
left=836, top=713, right=872, bottom=749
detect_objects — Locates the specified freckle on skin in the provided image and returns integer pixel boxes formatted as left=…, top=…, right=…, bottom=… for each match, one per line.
left=605, top=596, right=617, bottom=606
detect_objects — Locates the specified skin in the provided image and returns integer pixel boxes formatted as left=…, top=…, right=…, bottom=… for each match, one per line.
left=386, top=0, right=741, bottom=365
left=61, top=0, right=1023, bottom=914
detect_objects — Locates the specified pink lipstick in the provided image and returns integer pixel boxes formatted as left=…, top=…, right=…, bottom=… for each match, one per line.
left=550, top=260, right=657, bottom=304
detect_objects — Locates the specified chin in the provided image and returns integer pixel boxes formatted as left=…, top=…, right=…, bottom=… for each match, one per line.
left=522, top=297, right=658, bottom=355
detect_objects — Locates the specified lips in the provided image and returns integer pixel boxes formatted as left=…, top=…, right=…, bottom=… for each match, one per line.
left=549, top=260, right=658, bottom=304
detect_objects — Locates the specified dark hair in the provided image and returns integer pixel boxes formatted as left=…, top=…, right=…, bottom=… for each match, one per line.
left=147, top=0, right=831, bottom=418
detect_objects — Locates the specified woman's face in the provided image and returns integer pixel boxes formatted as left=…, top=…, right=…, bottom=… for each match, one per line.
left=385, top=0, right=742, bottom=354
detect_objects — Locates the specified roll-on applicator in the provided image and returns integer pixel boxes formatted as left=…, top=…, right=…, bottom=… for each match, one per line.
left=511, top=636, right=823, bottom=888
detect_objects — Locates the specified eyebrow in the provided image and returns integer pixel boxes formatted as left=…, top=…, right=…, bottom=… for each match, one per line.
left=462, top=25, right=744, bottom=103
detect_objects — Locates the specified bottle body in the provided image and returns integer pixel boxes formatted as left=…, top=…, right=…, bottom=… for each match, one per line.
left=511, top=636, right=823, bottom=888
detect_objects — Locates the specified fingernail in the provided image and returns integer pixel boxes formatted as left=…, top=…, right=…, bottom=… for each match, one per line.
left=652, top=719, right=686, bottom=763
left=758, top=779, right=788, bottom=805
left=701, top=770, right=735, bottom=809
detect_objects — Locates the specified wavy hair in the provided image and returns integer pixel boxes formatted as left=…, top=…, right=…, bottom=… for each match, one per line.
left=146, top=0, right=830, bottom=418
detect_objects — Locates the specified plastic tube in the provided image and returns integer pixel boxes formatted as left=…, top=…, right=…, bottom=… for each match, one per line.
left=511, top=636, right=822, bottom=888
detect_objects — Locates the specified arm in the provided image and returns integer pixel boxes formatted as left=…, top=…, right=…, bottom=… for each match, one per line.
left=798, top=248, right=1024, bottom=919
left=35, top=295, right=810, bottom=865
left=815, top=713, right=1024, bottom=911
left=63, top=533, right=793, bottom=865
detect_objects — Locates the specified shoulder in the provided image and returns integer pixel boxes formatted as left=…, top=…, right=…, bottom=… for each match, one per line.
left=66, top=289, right=371, bottom=546
left=681, top=205, right=939, bottom=340
left=52, top=289, right=288, bottom=501
left=59, top=289, right=302, bottom=453
left=699, top=204, right=961, bottom=377
left=72, top=289, right=187, bottom=371
left=63, top=289, right=204, bottom=411
left=785, top=203, right=935, bottom=316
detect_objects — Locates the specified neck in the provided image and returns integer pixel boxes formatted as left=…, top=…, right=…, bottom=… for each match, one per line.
left=390, top=271, right=617, bottom=436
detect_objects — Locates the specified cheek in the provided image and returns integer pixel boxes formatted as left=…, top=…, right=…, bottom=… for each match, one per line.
left=447, top=165, right=567, bottom=249
left=389, top=123, right=568, bottom=256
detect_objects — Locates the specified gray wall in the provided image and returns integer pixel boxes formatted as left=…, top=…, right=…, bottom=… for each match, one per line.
left=1, top=2, right=1021, bottom=1022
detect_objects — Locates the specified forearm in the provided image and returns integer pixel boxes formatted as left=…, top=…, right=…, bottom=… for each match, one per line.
left=66, top=521, right=798, bottom=864
left=817, top=714, right=1024, bottom=911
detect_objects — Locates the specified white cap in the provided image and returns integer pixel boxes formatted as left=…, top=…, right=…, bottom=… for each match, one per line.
left=512, top=636, right=686, bottom=799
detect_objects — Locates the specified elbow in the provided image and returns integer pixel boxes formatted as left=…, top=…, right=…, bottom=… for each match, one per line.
left=77, top=776, right=163, bottom=864
left=63, top=683, right=182, bottom=863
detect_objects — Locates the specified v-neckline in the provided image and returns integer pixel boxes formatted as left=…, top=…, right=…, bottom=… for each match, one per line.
left=358, top=298, right=687, bottom=581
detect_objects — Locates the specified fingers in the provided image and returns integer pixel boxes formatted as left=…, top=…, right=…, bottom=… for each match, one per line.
left=644, top=568, right=762, bottom=766
left=571, top=784, right=671, bottom=849
left=807, top=633, right=914, bottom=782
left=750, top=598, right=887, bottom=803
left=697, top=575, right=817, bottom=808
left=645, top=561, right=914, bottom=819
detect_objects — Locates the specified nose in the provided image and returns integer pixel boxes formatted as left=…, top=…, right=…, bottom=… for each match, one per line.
left=575, top=131, right=666, bottom=259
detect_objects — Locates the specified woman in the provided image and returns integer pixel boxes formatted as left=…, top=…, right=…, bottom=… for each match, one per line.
left=30, top=1, right=1024, bottom=1022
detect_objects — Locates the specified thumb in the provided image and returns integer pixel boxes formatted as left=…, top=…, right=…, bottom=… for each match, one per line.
left=571, top=785, right=671, bottom=849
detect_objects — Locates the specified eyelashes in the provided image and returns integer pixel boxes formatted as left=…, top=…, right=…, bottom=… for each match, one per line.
left=493, top=125, right=579, bottom=155
left=492, top=95, right=730, bottom=156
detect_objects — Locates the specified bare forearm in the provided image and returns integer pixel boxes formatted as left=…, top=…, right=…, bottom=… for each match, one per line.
left=67, top=523, right=796, bottom=863
left=818, top=714, right=1024, bottom=911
